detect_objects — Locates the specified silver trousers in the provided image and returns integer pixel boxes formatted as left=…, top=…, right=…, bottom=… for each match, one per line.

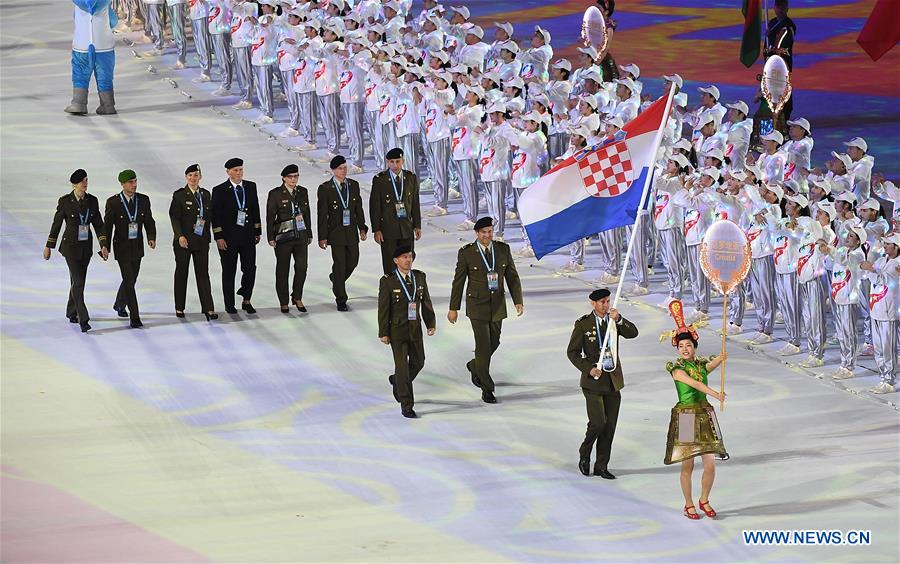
left=145, top=2, right=164, bottom=50
left=342, top=101, right=365, bottom=167
left=483, top=179, right=508, bottom=237
left=858, top=279, right=873, bottom=345
left=428, top=138, right=451, bottom=208
left=729, top=281, right=746, bottom=326
left=872, top=320, right=898, bottom=384
left=367, top=110, right=385, bottom=169
left=627, top=216, right=649, bottom=288
left=800, top=278, right=827, bottom=359
left=381, top=121, right=397, bottom=155
left=548, top=132, right=568, bottom=161
left=686, top=244, right=710, bottom=313
left=280, top=70, right=300, bottom=130
left=210, top=33, right=232, bottom=89
left=750, top=256, right=776, bottom=334
left=774, top=272, right=801, bottom=346
left=168, top=3, right=187, bottom=64
left=598, top=228, right=623, bottom=275
left=658, top=228, right=686, bottom=299
left=456, top=159, right=479, bottom=222
left=399, top=133, right=420, bottom=176
left=297, top=91, right=318, bottom=144
left=232, top=46, right=253, bottom=103
left=190, top=18, right=212, bottom=75
left=569, top=239, right=584, bottom=264
left=834, top=304, right=858, bottom=369
left=318, top=93, right=341, bottom=153
left=253, top=65, right=273, bottom=117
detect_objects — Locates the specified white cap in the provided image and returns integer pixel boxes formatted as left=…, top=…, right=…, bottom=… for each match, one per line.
left=859, top=197, right=881, bottom=211
left=843, top=137, right=867, bottom=152
left=494, top=21, right=514, bottom=37
left=324, top=19, right=346, bottom=36
left=615, top=77, right=636, bottom=93
left=807, top=174, right=832, bottom=194
left=383, top=0, right=401, bottom=13
left=486, top=101, right=507, bottom=114
left=522, top=110, right=543, bottom=123
left=696, top=110, right=716, bottom=128
left=619, top=63, right=640, bottom=78
left=673, top=92, right=688, bottom=108
left=506, top=97, right=526, bottom=113
left=761, top=130, right=784, bottom=144
left=847, top=224, right=868, bottom=246
left=783, top=178, right=800, bottom=194
left=552, top=58, right=573, bottom=72
left=881, top=232, right=900, bottom=247
left=429, top=49, right=449, bottom=63
left=449, top=6, right=470, bottom=19
left=787, top=118, right=811, bottom=133
left=504, top=76, right=525, bottom=90
left=606, top=116, right=624, bottom=129
left=786, top=193, right=809, bottom=208
left=305, top=17, right=323, bottom=30
left=831, top=151, right=853, bottom=170
left=464, top=84, right=485, bottom=99
left=669, top=153, right=690, bottom=169
left=817, top=201, right=838, bottom=221
left=703, top=148, right=725, bottom=163
left=700, top=167, right=721, bottom=182
left=663, top=73, right=683, bottom=88
left=449, top=64, right=469, bottom=74
left=328, top=0, right=345, bottom=9
left=834, top=191, right=857, bottom=204
left=581, top=68, right=603, bottom=83
left=765, top=183, right=784, bottom=200
left=432, top=70, right=453, bottom=86
left=730, top=170, right=747, bottom=181
left=369, top=23, right=386, bottom=36
left=579, top=94, right=598, bottom=109
left=569, top=125, right=593, bottom=140
left=530, top=93, right=550, bottom=108
left=726, top=100, right=749, bottom=116
left=698, top=85, right=720, bottom=100
left=258, top=0, right=278, bottom=6
left=673, top=138, right=692, bottom=151
left=465, top=24, right=484, bottom=39
left=344, top=12, right=364, bottom=23
left=534, top=25, right=551, bottom=44
left=578, top=45, right=599, bottom=59
left=481, top=70, right=502, bottom=85
left=498, top=40, right=519, bottom=54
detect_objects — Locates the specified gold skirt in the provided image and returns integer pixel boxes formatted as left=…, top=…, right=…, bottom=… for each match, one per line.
left=664, top=403, right=729, bottom=465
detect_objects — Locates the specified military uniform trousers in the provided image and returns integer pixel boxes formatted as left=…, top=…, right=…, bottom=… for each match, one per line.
left=470, top=319, right=502, bottom=393
left=390, top=331, right=425, bottom=411
left=174, top=244, right=214, bottom=312
left=114, top=257, right=142, bottom=321
left=330, top=243, right=359, bottom=304
left=219, top=241, right=256, bottom=308
left=580, top=388, right=621, bottom=470
left=65, top=256, right=91, bottom=323
left=274, top=239, right=308, bottom=305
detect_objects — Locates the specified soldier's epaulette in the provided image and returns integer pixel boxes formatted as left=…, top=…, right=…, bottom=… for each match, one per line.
left=578, top=313, right=592, bottom=321
left=462, top=242, right=475, bottom=249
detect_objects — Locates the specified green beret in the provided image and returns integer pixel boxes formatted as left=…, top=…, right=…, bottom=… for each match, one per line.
left=118, top=169, right=137, bottom=183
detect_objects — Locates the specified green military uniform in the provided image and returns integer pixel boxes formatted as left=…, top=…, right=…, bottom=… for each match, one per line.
left=449, top=240, right=523, bottom=393
left=104, top=191, right=156, bottom=323
left=567, top=312, right=639, bottom=473
left=46, top=191, right=107, bottom=324
left=369, top=169, right=421, bottom=275
left=169, top=185, right=214, bottom=313
left=266, top=183, right=312, bottom=307
left=317, top=177, right=368, bottom=307
left=378, top=268, right=436, bottom=411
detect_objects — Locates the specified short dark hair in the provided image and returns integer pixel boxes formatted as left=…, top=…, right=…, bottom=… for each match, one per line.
left=674, top=331, right=698, bottom=348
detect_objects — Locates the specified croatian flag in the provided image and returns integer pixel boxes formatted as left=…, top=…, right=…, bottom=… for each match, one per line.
left=520, top=90, right=675, bottom=259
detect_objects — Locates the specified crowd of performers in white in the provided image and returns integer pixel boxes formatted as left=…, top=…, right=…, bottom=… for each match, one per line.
left=109, top=0, right=898, bottom=393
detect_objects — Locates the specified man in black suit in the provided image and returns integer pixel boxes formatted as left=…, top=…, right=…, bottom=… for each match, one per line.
left=567, top=288, right=639, bottom=479
left=103, top=169, right=157, bottom=328
left=211, top=157, right=261, bottom=314
left=169, top=163, right=217, bottom=320
left=317, top=155, right=368, bottom=311
left=43, top=169, right=109, bottom=332
left=370, top=147, right=422, bottom=275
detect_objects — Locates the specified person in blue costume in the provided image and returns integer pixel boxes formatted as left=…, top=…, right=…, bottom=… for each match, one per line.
left=66, top=0, right=118, bottom=115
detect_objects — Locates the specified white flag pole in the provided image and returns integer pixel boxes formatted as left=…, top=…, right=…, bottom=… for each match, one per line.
left=598, top=84, right=677, bottom=365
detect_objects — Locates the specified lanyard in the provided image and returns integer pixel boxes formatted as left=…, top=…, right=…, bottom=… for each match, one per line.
left=333, top=178, right=349, bottom=209
left=119, top=192, right=138, bottom=223
left=594, top=314, right=608, bottom=342
left=477, top=241, right=495, bottom=271
left=192, top=189, right=204, bottom=218
left=390, top=171, right=404, bottom=203
left=232, top=184, right=246, bottom=210
left=78, top=206, right=90, bottom=226
left=395, top=269, right=416, bottom=302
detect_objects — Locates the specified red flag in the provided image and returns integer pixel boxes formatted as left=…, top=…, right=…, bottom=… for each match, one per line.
left=740, top=0, right=763, bottom=67
left=857, top=0, right=900, bottom=62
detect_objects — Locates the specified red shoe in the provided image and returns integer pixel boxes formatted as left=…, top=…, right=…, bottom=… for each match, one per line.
left=683, top=504, right=701, bottom=520
left=698, top=500, right=717, bottom=518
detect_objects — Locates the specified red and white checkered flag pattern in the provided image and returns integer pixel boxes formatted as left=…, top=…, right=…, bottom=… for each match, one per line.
left=576, top=141, right=634, bottom=198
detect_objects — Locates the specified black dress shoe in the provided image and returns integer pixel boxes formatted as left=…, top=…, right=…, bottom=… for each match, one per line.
left=130, top=319, right=144, bottom=329
left=114, top=306, right=128, bottom=318
left=80, top=322, right=91, bottom=333
left=466, top=360, right=481, bottom=388
left=175, top=311, right=186, bottom=318
left=578, top=457, right=591, bottom=476
left=595, top=468, right=617, bottom=480
left=294, top=301, right=307, bottom=313
left=388, top=375, right=399, bottom=402
left=204, top=312, right=218, bottom=321
left=402, top=408, right=418, bottom=418
left=280, top=306, right=291, bottom=313
left=68, top=316, right=79, bottom=324
left=482, top=390, right=497, bottom=403
left=225, top=306, right=238, bottom=314
left=336, top=302, right=349, bottom=312
left=241, top=302, right=257, bottom=314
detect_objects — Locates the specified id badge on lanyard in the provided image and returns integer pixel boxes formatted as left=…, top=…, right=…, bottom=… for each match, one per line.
left=487, top=271, right=499, bottom=291
left=233, top=186, right=247, bottom=227
left=120, top=193, right=139, bottom=240
left=395, top=201, right=407, bottom=219
left=128, top=222, right=139, bottom=240
left=407, top=301, right=417, bottom=320
left=194, top=218, right=206, bottom=236
left=390, top=173, right=407, bottom=219
left=292, top=201, right=306, bottom=231
left=236, top=209, right=247, bottom=227
left=342, top=209, right=351, bottom=226
left=78, top=224, right=90, bottom=241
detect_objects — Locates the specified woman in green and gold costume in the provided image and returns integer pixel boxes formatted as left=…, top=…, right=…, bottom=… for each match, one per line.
left=662, top=300, right=729, bottom=520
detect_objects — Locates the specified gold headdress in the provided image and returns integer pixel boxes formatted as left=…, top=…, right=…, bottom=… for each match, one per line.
left=659, top=299, right=706, bottom=346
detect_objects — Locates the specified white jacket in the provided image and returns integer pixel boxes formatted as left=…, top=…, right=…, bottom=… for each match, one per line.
left=829, top=246, right=865, bottom=306
left=478, top=121, right=517, bottom=182
left=207, top=0, right=230, bottom=34
left=511, top=130, right=547, bottom=189
left=862, top=254, right=900, bottom=321
left=449, top=104, right=485, bottom=161
left=653, top=174, right=684, bottom=230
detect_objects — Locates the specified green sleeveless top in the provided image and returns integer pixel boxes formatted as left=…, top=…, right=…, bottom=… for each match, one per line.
left=666, top=357, right=711, bottom=406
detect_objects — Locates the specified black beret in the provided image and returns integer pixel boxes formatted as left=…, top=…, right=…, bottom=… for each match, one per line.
left=473, top=216, right=493, bottom=231
left=281, top=164, right=299, bottom=176
left=589, top=288, right=611, bottom=301
left=224, top=157, right=243, bottom=169
left=69, top=169, right=87, bottom=184
left=329, top=155, right=347, bottom=169
left=184, top=164, right=200, bottom=175
left=385, top=147, right=404, bottom=160
left=393, top=245, right=413, bottom=258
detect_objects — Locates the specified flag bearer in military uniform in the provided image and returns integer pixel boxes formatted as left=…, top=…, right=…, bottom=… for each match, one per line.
left=43, top=169, right=109, bottom=333
left=104, top=169, right=157, bottom=329
left=317, top=155, right=368, bottom=311
left=567, top=288, right=639, bottom=480
left=370, top=147, right=422, bottom=275
left=378, top=245, right=436, bottom=419
left=448, top=217, right=524, bottom=403
left=266, top=164, right=313, bottom=314
left=169, top=164, right=217, bottom=321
